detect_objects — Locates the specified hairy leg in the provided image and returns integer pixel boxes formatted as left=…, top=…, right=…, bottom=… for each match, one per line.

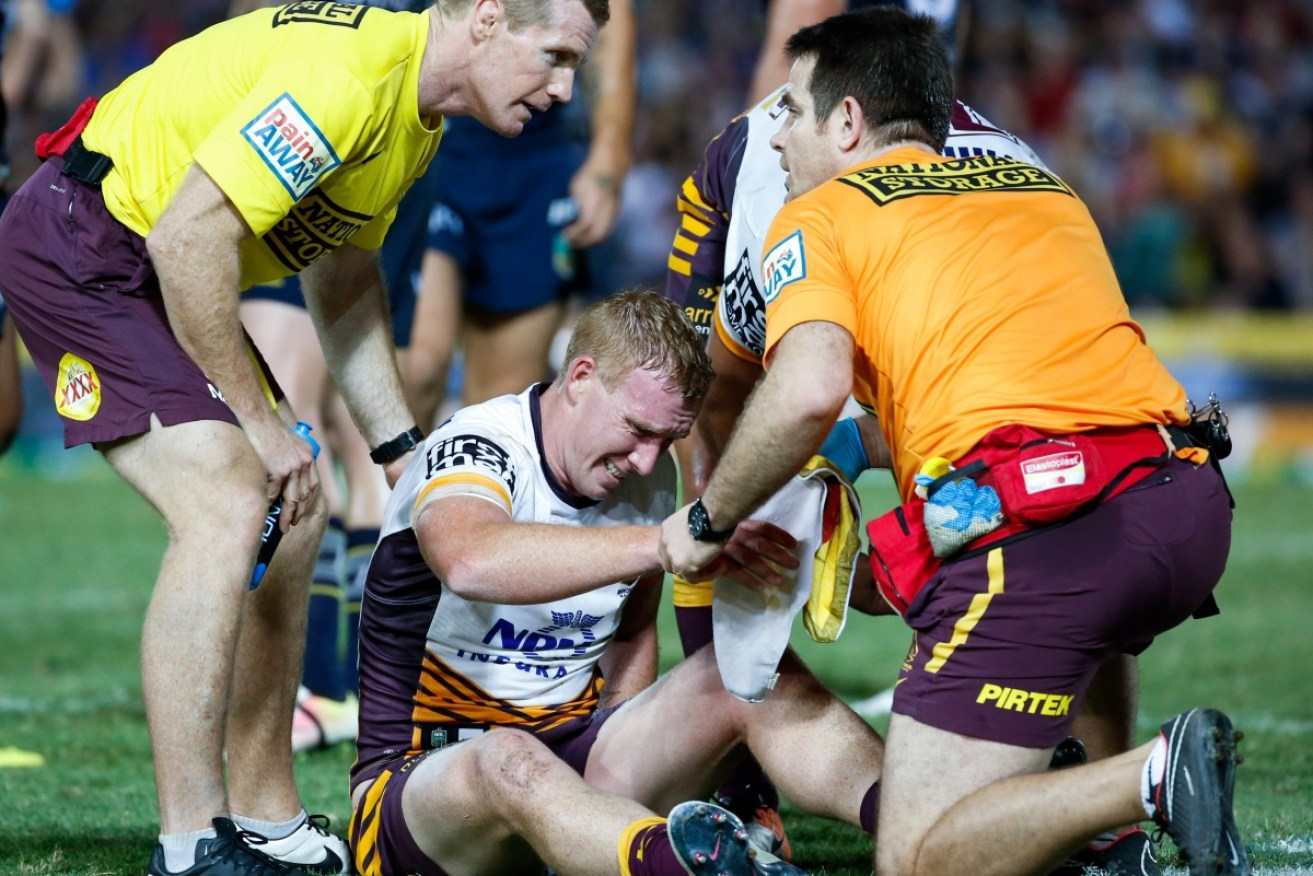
left=876, top=712, right=1150, bottom=876
left=226, top=483, right=326, bottom=819
left=105, top=418, right=268, bottom=833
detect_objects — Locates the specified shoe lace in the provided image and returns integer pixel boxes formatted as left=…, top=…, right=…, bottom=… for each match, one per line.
left=232, top=827, right=299, bottom=874
left=304, top=813, right=334, bottom=837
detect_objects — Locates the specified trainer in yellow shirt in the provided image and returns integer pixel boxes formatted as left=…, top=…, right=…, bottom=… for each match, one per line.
left=658, top=10, right=1244, bottom=876
left=84, top=3, right=442, bottom=289
left=0, top=2, right=608, bottom=874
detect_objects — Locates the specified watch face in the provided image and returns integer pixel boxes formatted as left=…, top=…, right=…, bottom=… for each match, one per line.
left=689, top=500, right=730, bottom=542
left=689, top=501, right=709, bottom=539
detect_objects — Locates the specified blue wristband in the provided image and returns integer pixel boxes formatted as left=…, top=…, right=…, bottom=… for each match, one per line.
left=818, top=417, right=870, bottom=482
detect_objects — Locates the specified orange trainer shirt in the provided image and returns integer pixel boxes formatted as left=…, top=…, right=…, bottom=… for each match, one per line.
left=762, top=147, right=1189, bottom=501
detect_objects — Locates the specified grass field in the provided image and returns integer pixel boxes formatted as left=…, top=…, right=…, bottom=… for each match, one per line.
left=1, top=464, right=1311, bottom=875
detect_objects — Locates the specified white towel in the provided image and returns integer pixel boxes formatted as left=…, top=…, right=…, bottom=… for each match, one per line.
left=712, top=457, right=861, bottom=702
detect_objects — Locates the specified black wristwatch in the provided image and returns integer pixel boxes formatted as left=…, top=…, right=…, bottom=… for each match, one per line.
left=688, top=497, right=736, bottom=542
left=369, top=426, right=424, bottom=465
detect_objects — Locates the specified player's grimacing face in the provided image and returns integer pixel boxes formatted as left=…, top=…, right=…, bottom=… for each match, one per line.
left=570, top=366, right=699, bottom=500
left=473, top=0, right=597, bottom=136
left=770, top=57, right=837, bottom=201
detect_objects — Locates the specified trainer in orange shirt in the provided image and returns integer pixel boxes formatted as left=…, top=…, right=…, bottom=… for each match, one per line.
left=658, top=9, right=1246, bottom=876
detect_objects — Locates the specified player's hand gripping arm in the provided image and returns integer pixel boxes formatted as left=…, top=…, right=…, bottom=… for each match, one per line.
left=563, top=0, right=634, bottom=248
left=418, top=496, right=799, bottom=605
left=147, top=165, right=318, bottom=524
left=301, top=243, right=418, bottom=487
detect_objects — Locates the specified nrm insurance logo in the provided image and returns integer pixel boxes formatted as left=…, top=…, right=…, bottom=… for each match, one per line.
left=482, top=611, right=605, bottom=660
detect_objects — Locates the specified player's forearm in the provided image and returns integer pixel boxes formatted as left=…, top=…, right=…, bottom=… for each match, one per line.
left=696, top=330, right=763, bottom=475
left=856, top=413, right=893, bottom=470
left=428, top=519, right=662, bottom=605
left=598, top=577, right=660, bottom=704
left=598, top=625, right=658, bottom=706
left=748, top=0, right=847, bottom=104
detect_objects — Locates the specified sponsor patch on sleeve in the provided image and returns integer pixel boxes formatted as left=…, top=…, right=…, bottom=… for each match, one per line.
left=425, top=434, right=517, bottom=495
left=241, top=93, right=342, bottom=200
left=762, top=230, right=807, bottom=304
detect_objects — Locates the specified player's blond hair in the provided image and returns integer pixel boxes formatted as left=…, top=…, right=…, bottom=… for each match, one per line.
left=559, top=290, right=714, bottom=399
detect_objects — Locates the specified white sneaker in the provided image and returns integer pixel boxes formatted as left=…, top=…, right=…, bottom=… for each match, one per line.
left=254, top=813, right=351, bottom=875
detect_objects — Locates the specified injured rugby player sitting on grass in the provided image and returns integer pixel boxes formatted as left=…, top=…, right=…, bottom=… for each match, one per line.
left=347, top=291, right=885, bottom=876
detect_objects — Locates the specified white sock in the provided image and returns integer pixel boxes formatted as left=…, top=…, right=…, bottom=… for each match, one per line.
left=159, top=825, right=217, bottom=873
left=1140, top=735, right=1168, bottom=820
left=231, top=808, right=306, bottom=841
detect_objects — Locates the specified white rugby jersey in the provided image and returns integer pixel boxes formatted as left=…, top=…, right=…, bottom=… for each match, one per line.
left=352, top=384, right=676, bottom=786
left=668, top=87, right=1046, bottom=363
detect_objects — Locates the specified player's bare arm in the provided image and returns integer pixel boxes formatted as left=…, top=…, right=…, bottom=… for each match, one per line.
left=147, top=164, right=318, bottom=521
left=682, top=330, right=765, bottom=495
left=418, top=493, right=798, bottom=604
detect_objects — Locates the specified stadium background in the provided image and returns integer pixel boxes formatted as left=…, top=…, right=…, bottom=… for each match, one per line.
left=3, top=0, right=1313, bottom=480
left=2, top=1, right=1312, bottom=874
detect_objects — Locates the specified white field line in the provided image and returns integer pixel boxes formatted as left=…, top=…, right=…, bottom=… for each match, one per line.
left=0, top=688, right=137, bottom=714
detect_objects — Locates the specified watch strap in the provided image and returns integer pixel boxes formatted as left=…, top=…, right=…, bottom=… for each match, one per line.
left=369, top=426, right=424, bottom=465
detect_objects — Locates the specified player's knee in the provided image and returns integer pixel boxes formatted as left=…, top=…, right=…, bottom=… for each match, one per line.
left=471, top=729, right=567, bottom=815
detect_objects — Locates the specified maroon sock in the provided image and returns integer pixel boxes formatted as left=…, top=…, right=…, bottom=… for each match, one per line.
left=674, top=604, right=713, bottom=657
left=860, top=780, right=881, bottom=835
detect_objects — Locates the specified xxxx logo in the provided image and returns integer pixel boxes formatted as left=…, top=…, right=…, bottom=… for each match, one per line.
left=54, top=353, right=102, bottom=421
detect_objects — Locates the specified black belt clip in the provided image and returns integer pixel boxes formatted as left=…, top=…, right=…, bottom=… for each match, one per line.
left=61, top=137, right=114, bottom=186
left=1185, top=392, right=1232, bottom=460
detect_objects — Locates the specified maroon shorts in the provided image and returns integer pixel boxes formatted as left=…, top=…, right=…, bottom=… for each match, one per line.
left=0, top=158, right=278, bottom=447
left=892, top=458, right=1231, bottom=748
left=349, top=707, right=620, bottom=876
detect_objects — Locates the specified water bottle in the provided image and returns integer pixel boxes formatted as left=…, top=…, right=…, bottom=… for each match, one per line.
left=249, top=421, right=320, bottom=590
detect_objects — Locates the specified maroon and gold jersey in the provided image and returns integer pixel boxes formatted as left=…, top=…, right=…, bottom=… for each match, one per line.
left=351, top=385, right=676, bottom=791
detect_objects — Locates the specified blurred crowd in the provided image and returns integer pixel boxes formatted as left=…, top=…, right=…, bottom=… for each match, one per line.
left=5, top=0, right=1313, bottom=311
